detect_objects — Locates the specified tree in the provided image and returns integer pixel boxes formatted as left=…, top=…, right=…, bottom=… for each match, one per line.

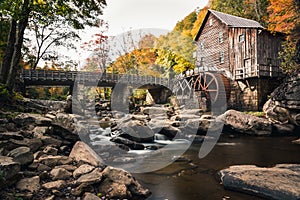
left=191, top=7, right=209, bottom=39
left=210, top=0, right=270, bottom=26
left=154, top=9, right=198, bottom=74
left=268, top=0, right=299, bottom=34
left=244, top=0, right=270, bottom=26
left=81, top=20, right=110, bottom=72
left=155, top=49, right=194, bottom=76
left=24, top=13, right=80, bottom=69
left=210, top=0, right=245, bottom=17
left=0, top=18, right=10, bottom=64
left=268, top=0, right=300, bottom=72
left=0, top=0, right=106, bottom=92
left=110, top=48, right=159, bottom=76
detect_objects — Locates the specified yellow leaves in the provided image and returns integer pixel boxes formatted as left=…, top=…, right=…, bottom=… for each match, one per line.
left=33, top=0, right=46, bottom=5
left=191, top=7, right=208, bottom=39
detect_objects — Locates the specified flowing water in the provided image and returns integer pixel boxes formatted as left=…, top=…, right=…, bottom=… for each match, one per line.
left=134, top=134, right=300, bottom=200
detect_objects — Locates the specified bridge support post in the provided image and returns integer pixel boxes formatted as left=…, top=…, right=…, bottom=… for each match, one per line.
left=69, top=84, right=74, bottom=95
left=147, top=87, right=172, bottom=104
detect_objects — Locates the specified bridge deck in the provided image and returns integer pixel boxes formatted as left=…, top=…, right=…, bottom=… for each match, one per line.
left=20, top=69, right=170, bottom=87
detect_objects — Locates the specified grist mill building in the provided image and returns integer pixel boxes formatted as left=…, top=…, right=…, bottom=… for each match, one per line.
left=194, top=9, right=284, bottom=110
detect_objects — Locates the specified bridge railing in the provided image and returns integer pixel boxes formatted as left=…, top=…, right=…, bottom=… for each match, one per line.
left=21, top=69, right=78, bottom=81
left=21, top=69, right=170, bottom=87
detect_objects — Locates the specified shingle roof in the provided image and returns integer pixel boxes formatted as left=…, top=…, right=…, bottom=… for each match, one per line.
left=209, top=10, right=264, bottom=28
left=194, top=9, right=264, bottom=41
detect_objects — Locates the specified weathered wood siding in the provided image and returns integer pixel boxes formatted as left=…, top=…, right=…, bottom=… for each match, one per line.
left=195, top=13, right=230, bottom=72
left=228, top=28, right=258, bottom=76
left=257, top=31, right=283, bottom=66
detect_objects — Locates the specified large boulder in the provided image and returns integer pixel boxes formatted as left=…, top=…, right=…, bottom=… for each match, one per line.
left=13, top=113, right=52, bottom=127
left=7, top=146, right=34, bottom=166
left=69, top=141, right=105, bottom=167
left=51, top=113, right=80, bottom=143
left=113, top=120, right=154, bottom=143
left=219, top=164, right=300, bottom=200
left=98, top=167, right=151, bottom=199
left=0, top=156, right=21, bottom=188
left=16, top=176, right=40, bottom=192
left=220, top=110, right=272, bottom=135
left=263, top=70, right=300, bottom=127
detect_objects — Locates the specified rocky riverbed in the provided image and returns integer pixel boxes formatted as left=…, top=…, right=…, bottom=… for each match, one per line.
left=0, top=70, right=299, bottom=199
left=1, top=99, right=299, bottom=199
left=0, top=111, right=150, bottom=200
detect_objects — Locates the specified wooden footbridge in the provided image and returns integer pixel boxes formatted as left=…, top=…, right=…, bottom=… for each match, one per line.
left=20, top=68, right=231, bottom=104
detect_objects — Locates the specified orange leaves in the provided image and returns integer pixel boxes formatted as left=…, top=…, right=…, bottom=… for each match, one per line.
left=267, top=0, right=299, bottom=34
left=110, top=48, right=159, bottom=76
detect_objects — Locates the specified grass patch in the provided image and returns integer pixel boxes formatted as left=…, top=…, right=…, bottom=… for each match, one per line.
left=244, top=111, right=265, bottom=117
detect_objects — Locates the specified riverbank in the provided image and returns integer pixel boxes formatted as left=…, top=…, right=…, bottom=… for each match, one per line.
left=1, top=98, right=300, bottom=199
left=0, top=109, right=151, bottom=200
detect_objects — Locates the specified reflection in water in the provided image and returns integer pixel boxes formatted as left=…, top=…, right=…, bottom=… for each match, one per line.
left=134, top=134, right=300, bottom=200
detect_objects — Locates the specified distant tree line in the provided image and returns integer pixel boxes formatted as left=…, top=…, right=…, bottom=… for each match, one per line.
left=0, top=0, right=106, bottom=93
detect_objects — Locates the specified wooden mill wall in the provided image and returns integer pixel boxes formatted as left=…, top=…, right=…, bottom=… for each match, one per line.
left=195, top=13, right=230, bottom=72
left=228, top=28, right=258, bottom=75
left=257, top=31, right=283, bottom=66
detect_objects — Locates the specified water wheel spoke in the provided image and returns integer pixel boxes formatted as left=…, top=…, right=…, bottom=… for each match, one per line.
left=205, top=79, right=215, bottom=89
left=207, top=89, right=218, bottom=92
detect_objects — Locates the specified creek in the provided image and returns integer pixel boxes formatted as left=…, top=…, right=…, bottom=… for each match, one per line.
left=133, top=134, right=300, bottom=200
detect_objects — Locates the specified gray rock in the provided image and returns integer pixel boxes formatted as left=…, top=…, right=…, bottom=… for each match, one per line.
left=0, top=156, right=21, bottom=188
left=13, top=113, right=36, bottom=126
left=110, top=136, right=145, bottom=150
left=116, top=120, right=155, bottom=143
left=72, top=183, right=94, bottom=196
left=40, top=136, right=62, bottom=147
left=37, top=163, right=52, bottom=172
left=0, top=132, right=24, bottom=140
left=219, top=164, right=300, bottom=200
left=54, top=164, right=77, bottom=172
left=292, top=138, right=300, bottom=144
left=76, top=168, right=103, bottom=185
left=24, top=138, right=43, bottom=152
left=38, top=155, right=73, bottom=167
left=263, top=70, right=300, bottom=126
left=13, top=113, right=51, bottom=126
left=140, top=106, right=169, bottom=115
left=16, top=176, right=40, bottom=192
left=273, top=123, right=296, bottom=134
left=83, top=192, right=101, bottom=200
left=7, top=146, right=34, bottom=166
left=73, top=164, right=95, bottom=179
left=32, top=126, right=51, bottom=137
left=50, top=168, right=72, bottom=180
left=220, top=110, right=272, bottom=135
left=42, top=180, right=66, bottom=190
left=69, top=141, right=104, bottom=167
left=52, top=113, right=78, bottom=133
left=43, top=146, right=58, bottom=156
left=98, top=166, right=151, bottom=199
left=159, top=125, right=180, bottom=139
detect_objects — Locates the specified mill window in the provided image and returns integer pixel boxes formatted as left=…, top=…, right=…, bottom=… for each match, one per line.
left=220, top=51, right=225, bottom=63
left=209, top=18, right=213, bottom=26
left=200, top=57, right=205, bottom=66
left=219, top=32, right=223, bottom=43
left=239, top=34, right=245, bottom=42
left=200, top=40, right=205, bottom=51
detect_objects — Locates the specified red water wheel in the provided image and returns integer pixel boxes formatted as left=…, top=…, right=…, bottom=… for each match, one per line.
left=193, top=72, right=230, bottom=104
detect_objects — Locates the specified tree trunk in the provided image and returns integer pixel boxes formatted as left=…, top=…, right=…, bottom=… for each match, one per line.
left=0, top=19, right=16, bottom=84
left=6, top=0, right=30, bottom=92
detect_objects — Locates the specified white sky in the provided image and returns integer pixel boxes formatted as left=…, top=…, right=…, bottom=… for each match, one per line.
left=102, top=0, right=209, bottom=36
